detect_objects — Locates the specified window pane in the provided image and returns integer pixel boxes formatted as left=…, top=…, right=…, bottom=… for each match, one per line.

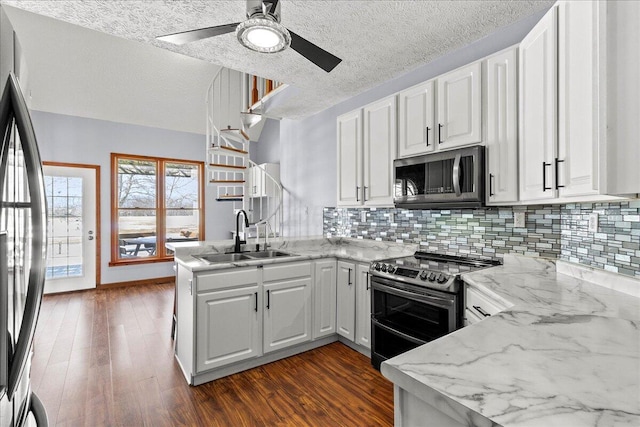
left=165, top=163, right=199, bottom=209
left=166, top=209, right=200, bottom=242
left=117, top=159, right=156, bottom=209
left=118, top=209, right=156, bottom=259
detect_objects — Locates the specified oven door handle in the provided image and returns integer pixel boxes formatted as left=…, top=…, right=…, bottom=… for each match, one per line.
left=372, top=280, right=455, bottom=310
left=372, top=319, right=427, bottom=346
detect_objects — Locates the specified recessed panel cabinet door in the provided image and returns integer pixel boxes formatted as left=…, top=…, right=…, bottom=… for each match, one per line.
left=313, top=260, right=337, bottom=340
left=355, top=264, right=372, bottom=349
left=263, top=278, right=312, bottom=354
left=398, top=80, right=436, bottom=157
left=518, top=6, right=558, bottom=201
left=363, top=95, right=396, bottom=206
left=337, top=110, right=362, bottom=206
left=336, top=261, right=356, bottom=341
left=196, top=285, right=261, bottom=373
left=437, top=62, right=482, bottom=148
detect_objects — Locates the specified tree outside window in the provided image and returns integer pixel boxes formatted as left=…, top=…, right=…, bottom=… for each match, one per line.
left=111, top=154, right=204, bottom=265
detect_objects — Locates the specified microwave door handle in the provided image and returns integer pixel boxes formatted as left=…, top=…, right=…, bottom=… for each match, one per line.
left=452, top=153, right=462, bottom=196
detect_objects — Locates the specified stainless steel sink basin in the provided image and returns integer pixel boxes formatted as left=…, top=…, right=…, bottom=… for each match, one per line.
left=194, top=253, right=252, bottom=263
left=245, top=250, right=295, bottom=259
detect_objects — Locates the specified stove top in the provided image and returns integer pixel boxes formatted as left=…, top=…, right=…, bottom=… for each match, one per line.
left=370, top=251, right=501, bottom=293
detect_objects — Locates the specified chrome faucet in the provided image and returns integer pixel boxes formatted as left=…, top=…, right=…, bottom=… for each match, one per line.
left=234, top=210, right=249, bottom=253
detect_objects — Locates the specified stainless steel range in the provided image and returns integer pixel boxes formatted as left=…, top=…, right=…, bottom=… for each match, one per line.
left=370, top=251, right=501, bottom=369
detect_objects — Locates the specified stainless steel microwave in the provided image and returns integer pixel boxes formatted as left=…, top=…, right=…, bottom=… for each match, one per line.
left=394, top=145, right=485, bottom=209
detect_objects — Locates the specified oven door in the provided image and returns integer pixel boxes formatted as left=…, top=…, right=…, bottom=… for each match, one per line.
left=370, top=276, right=458, bottom=369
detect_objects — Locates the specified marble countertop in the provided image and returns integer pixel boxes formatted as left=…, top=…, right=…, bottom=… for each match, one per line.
left=171, top=236, right=418, bottom=272
left=381, top=255, right=640, bottom=426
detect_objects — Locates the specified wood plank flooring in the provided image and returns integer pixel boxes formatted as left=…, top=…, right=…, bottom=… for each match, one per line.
left=31, top=283, right=394, bottom=426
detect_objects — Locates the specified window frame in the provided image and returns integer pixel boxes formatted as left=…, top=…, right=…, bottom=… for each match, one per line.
left=110, top=153, right=205, bottom=266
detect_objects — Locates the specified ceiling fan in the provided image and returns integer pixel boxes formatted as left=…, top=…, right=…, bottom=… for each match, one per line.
left=157, top=0, right=342, bottom=73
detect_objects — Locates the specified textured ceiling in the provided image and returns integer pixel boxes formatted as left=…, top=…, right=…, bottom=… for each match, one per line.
left=2, top=0, right=554, bottom=119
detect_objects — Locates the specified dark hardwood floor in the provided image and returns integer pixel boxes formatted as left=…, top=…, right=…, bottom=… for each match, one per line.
left=31, top=283, right=394, bottom=426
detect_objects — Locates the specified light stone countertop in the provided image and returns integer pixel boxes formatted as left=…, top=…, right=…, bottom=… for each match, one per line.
left=381, top=254, right=640, bottom=427
left=169, top=236, right=418, bottom=272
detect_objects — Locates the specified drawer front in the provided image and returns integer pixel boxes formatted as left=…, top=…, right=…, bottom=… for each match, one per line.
left=466, top=286, right=504, bottom=318
left=263, top=262, right=311, bottom=282
left=196, top=267, right=259, bottom=293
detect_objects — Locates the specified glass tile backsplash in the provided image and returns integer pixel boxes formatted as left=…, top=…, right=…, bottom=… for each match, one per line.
left=324, top=201, right=640, bottom=278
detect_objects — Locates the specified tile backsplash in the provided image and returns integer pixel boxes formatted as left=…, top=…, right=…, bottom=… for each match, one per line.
left=324, top=201, right=640, bottom=278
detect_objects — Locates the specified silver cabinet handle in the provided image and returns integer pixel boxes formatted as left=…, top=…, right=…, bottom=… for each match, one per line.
left=356, top=186, right=360, bottom=202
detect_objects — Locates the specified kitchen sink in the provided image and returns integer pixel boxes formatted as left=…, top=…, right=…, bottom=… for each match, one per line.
left=245, top=250, right=295, bottom=259
left=194, top=253, right=252, bottom=263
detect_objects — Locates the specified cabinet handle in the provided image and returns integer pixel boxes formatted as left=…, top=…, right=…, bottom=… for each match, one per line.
left=348, top=268, right=352, bottom=286
left=266, top=290, right=270, bottom=309
left=542, top=162, right=552, bottom=191
left=555, top=158, right=565, bottom=189
left=489, top=173, right=495, bottom=197
left=363, top=186, right=368, bottom=202
left=438, top=123, right=444, bottom=144
left=473, top=305, right=491, bottom=317
left=254, top=292, right=258, bottom=312
left=365, top=271, right=370, bottom=290
left=356, top=186, right=360, bottom=202
left=425, top=126, right=431, bottom=146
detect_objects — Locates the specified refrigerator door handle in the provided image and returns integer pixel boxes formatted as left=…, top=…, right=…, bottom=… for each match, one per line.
left=0, top=233, right=7, bottom=396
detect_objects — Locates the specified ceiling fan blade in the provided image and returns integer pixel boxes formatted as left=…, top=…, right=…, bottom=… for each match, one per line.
left=157, top=23, right=241, bottom=45
left=288, top=30, right=342, bottom=73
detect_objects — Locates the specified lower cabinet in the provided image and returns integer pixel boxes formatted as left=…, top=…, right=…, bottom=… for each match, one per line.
left=337, top=260, right=371, bottom=349
left=313, top=259, right=337, bottom=339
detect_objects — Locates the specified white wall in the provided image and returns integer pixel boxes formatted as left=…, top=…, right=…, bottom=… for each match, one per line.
left=32, top=111, right=235, bottom=285
left=273, top=9, right=549, bottom=237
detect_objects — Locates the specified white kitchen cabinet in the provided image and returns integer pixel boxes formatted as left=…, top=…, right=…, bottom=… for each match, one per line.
left=313, top=259, right=337, bottom=340
left=437, top=62, right=482, bottom=149
left=464, top=283, right=512, bottom=326
left=398, top=79, right=436, bottom=157
left=355, top=264, right=372, bottom=349
left=336, top=261, right=356, bottom=341
left=262, top=262, right=312, bottom=354
left=518, top=5, right=557, bottom=202
left=248, top=162, right=280, bottom=198
left=337, top=95, right=396, bottom=207
left=336, top=110, right=362, bottom=206
left=485, top=47, right=519, bottom=204
left=195, top=270, right=261, bottom=373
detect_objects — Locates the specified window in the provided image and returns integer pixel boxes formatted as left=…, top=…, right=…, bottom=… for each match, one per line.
left=111, top=153, right=204, bottom=265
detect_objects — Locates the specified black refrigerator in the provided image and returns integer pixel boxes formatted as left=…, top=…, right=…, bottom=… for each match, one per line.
left=0, top=72, right=48, bottom=426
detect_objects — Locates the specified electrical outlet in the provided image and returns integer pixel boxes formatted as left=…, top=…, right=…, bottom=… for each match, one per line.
left=588, top=213, right=598, bottom=232
left=388, top=212, right=395, bottom=223
left=360, top=211, right=367, bottom=222
left=514, top=212, right=526, bottom=228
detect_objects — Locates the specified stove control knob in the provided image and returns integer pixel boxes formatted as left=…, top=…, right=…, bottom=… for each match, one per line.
left=428, top=272, right=437, bottom=282
left=387, top=266, right=396, bottom=274
left=436, top=273, right=448, bottom=284
left=381, top=264, right=388, bottom=272
left=373, top=262, right=381, bottom=271
left=419, top=271, right=428, bottom=281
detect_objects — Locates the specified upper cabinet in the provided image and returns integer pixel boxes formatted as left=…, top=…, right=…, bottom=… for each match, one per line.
left=397, top=63, right=482, bottom=158
left=337, top=95, right=396, bottom=207
left=485, top=47, right=518, bottom=204
left=437, top=62, right=483, bottom=149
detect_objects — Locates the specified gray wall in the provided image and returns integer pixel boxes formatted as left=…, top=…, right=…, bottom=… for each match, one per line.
left=269, top=9, right=549, bottom=237
left=32, top=110, right=235, bottom=285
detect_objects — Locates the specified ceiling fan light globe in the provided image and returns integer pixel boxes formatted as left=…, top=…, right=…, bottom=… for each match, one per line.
left=236, top=17, right=290, bottom=53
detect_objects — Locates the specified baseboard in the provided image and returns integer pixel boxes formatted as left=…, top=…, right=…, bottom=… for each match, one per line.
left=98, top=275, right=175, bottom=289
left=338, top=335, right=372, bottom=358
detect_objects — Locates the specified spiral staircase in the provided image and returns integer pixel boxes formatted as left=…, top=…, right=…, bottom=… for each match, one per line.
left=205, top=68, right=284, bottom=240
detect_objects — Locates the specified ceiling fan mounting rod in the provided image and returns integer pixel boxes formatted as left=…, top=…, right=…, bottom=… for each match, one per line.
left=247, top=0, right=282, bottom=21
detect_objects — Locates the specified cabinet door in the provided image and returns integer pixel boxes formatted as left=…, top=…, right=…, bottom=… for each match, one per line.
left=263, top=277, right=312, bottom=353
left=336, top=261, right=356, bottom=341
left=363, top=95, right=396, bottom=206
left=337, top=110, right=363, bottom=206
left=519, top=6, right=557, bottom=201
left=398, top=80, right=436, bottom=157
left=557, top=0, right=601, bottom=197
left=437, top=62, right=482, bottom=148
left=196, top=285, right=261, bottom=372
left=313, top=259, right=337, bottom=340
left=485, top=48, right=518, bottom=204
left=355, top=264, right=371, bottom=349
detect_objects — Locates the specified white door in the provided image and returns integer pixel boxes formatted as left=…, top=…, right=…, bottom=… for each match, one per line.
left=355, top=264, right=371, bottom=349
left=336, top=110, right=362, bottom=206
left=263, top=278, right=312, bottom=354
left=43, top=164, right=97, bottom=293
left=336, top=261, right=355, bottom=341
left=313, top=259, right=337, bottom=340
left=519, top=6, right=558, bottom=201
left=437, top=62, right=482, bottom=148
left=398, top=80, right=436, bottom=157
left=363, top=95, right=396, bottom=206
